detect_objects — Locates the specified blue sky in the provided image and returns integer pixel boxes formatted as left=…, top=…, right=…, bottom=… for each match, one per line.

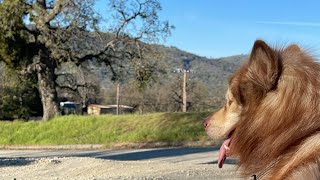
left=95, top=0, right=320, bottom=58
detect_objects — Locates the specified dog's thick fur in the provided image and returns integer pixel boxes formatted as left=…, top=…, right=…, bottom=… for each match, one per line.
left=204, top=40, right=320, bottom=179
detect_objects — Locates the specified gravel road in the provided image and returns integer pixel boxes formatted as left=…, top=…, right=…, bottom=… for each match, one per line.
left=0, top=147, right=240, bottom=180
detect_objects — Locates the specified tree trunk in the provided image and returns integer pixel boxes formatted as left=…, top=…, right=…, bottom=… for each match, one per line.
left=36, top=50, right=59, bottom=121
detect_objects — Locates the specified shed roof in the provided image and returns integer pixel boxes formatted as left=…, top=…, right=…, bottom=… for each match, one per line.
left=88, top=104, right=133, bottom=109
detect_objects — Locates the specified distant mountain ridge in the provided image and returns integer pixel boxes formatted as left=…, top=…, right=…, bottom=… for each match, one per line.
left=152, top=44, right=247, bottom=102
left=105, top=44, right=247, bottom=107
left=56, top=43, right=248, bottom=110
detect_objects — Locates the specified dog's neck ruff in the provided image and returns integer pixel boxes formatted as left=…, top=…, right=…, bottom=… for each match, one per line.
left=251, top=157, right=281, bottom=180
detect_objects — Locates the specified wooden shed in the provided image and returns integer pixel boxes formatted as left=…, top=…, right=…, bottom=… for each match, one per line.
left=87, top=104, right=134, bottom=115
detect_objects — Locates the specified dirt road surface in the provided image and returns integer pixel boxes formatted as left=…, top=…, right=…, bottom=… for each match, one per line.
left=0, top=147, right=240, bottom=180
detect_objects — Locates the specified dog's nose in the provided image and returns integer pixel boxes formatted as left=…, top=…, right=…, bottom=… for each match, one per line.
left=203, top=117, right=210, bottom=129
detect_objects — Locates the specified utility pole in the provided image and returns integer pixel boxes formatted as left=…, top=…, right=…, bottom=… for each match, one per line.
left=182, top=69, right=187, bottom=112
left=182, top=59, right=192, bottom=113
left=116, top=83, right=120, bottom=115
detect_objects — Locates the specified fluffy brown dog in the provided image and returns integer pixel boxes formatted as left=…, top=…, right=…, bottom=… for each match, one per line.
left=204, top=40, right=320, bottom=179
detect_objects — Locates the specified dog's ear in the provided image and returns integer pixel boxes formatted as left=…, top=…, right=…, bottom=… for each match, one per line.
left=247, top=40, right=281, bottom=92
left=285, top=44, right=300, bottom=52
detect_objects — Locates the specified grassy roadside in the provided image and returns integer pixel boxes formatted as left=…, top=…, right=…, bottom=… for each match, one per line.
left=0, top=112, right=213, bottom=147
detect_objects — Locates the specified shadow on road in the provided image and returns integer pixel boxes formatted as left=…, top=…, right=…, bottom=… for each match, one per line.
left=0, top=157, right=35, bottom=167
left=0, top=146, right=222, bottom=165
left=205, top=159, right=237, bottom=165
left=76, top=147, right=219, bottom=161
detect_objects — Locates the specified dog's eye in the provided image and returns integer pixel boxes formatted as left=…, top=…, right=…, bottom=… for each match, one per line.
left=228, top=100, right=233, bottom=106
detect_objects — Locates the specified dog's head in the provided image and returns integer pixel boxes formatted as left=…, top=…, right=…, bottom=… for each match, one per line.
left=204, top=40, right=284, bottom=168
left=204, top=39, right=282, bottom=139
left=205, top=40, right=320, bottom=176
left=203, top=88, right=241, bottom=140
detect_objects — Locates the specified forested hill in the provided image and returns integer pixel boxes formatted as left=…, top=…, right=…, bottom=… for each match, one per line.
left=0, top=44, right=247, bottom=118
left=89, top=44, right=248, bottom=112
left=154, top=44, right=247, bottom=82
left=151, top=45, right=247, bottom=107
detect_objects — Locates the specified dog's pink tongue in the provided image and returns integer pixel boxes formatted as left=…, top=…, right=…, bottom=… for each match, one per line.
left=218, top=138, right=231, bottom=168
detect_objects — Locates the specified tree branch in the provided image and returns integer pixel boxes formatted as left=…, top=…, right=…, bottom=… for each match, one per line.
left=114, top=0, right=143, bottom=38
left=36, top=0, right=47, bottom=9
left=44, top=0, right=64, bottom=23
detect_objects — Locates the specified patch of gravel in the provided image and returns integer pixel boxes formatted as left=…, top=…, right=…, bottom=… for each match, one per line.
left=0, top=147, right=240, bottom=180
left=0, top=157, right=239, bottom=180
